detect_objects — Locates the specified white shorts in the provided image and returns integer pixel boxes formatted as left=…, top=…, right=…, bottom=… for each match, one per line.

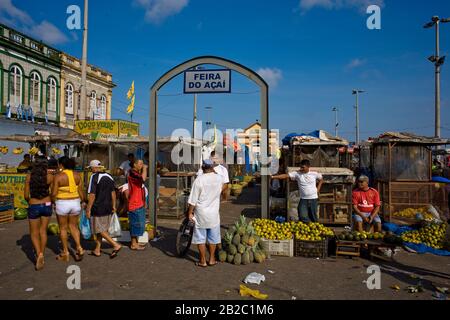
left=55, top=199, right=81, bottom=216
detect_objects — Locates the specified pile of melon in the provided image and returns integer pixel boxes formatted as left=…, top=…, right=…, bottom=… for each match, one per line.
left=218, top=215, right=268, bottom=265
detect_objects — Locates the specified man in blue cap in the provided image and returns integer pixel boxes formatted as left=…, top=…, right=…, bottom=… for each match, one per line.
left=188, top=159, right=225, bottom=267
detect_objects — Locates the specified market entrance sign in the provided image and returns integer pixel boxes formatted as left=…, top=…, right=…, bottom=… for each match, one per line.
left=184, top=69, right=231, bottom=94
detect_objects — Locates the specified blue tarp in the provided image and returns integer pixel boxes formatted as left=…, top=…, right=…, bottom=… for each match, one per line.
left=282, top=131, right=322, bottom=145
left=383, top=222, right=450, bottom=256
left=432, top=176, right=450, bottom=184
left=404, top=242, right=450, bottom=256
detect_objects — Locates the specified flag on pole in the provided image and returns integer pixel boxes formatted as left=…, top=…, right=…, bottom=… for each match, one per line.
left=126, top=81, right=135, bottom=114
left=127, top=81, right=135, bottom=100
left=127, top=95, right=135, bottom=114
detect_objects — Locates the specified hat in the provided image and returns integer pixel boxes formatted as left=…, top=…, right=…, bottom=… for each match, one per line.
left=202, top=159, right=214, bottom=169
left=358, top=175, right=370, bottom=182
left=88, top=160, right=103, bottom=168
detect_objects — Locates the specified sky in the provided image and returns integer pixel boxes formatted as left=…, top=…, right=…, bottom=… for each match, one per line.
left=1, top=0, right=450, bottom=143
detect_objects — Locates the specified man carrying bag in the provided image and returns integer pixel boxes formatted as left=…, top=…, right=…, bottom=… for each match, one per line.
left=86, top=160, right=122, bottom=259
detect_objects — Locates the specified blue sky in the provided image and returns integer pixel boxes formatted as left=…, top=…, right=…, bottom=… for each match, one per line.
left=1, top=0, right=450, bottom=142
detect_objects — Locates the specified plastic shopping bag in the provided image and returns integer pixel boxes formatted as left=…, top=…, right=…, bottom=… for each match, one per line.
left=109, top=213, right=122, bottom=238
left=79, top=210, right=92, bottom=240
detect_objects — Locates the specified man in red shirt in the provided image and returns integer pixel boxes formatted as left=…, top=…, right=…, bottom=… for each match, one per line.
left=352, top=175, right=382, bottom=233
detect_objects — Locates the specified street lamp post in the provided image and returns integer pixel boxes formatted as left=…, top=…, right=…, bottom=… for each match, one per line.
left=424, top=16, right=449, bottom=138
left=332, top=107, right=339, bottom=137
left=352, top=90, right=365, bottom=145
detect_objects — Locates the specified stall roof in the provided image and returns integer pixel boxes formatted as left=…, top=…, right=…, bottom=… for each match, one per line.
left=288, top=167, right=354, bottom=176
left=283, top=130, right=348, bottom=146
left=0, top=134, right=90, bottom=144
left=373, top=132, right=450, bottom=145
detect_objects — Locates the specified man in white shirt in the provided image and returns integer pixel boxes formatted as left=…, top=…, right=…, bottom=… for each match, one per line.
left=196, top=152, right=230, bottom=200
left=119, top=153, right=135, bottom=177
left=188, top=159, right=225, bottom=267
left=271, top=159, right=323, bottom=223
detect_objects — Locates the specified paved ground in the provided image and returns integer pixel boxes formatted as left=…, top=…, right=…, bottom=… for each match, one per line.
left=0, top=186, right=449, bottom=300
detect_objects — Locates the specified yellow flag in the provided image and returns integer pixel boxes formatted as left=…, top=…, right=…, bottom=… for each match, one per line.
left=127, top=95, right=135, bottom=114
left=127, top=81, right=135, bottom=100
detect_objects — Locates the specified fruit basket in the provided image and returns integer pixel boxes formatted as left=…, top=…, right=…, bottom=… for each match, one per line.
left=295, top=238, right=328, bottom=258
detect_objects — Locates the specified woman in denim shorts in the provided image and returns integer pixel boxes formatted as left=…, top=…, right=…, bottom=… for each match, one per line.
left=24, top=156, right=54, bottom=271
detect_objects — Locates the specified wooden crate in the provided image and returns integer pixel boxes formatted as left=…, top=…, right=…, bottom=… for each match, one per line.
left=335, top=240, right=361, bottom=258
left=0, top=209, right=14, bottom=224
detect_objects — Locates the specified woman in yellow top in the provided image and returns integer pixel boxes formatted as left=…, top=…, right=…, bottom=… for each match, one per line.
left=52, top=156, right=86, bottom=262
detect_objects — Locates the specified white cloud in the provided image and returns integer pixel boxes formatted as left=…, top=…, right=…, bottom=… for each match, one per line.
left=29, top=21, right=68, bottom=45
left=299, top=0, right=385, bottom=12
left=257, top=68, right=283, bottom=88
left=0, top=0, right=69, bottom=45
left=345, top=58, right=367, bottom=70
left=134, top=0, right=189, bottom=25
left=0, top=0, right=33, bottom=25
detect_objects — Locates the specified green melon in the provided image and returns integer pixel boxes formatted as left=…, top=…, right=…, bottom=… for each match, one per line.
left=14, top=208, right=28, bottom=220
left=47, top=223, right=60, bottom=235
left=227, top=254, right=235, bottom=263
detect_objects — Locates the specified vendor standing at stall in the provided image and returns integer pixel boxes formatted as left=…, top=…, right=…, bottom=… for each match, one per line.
left=119, top=153, right=135, bottom=177
left=271, top=159, right=323, bottom=223
left=18, top=154, right=32, bottom=173
left=352, top=175, right=382, bottom=233
left=188, top=159, right=225, bottom=267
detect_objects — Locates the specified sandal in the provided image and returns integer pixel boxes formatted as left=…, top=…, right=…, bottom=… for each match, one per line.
left=35, top=255, right=45, bottom=271
left=89, top=251, right=101, bottom=257
left=110, top=246, right=122, bottom=259
left=74, top=248, right=85, bottom=262
left=195, top=262, right=208, bottom=268
left=56, top=252, right=70, bottom=262
left=130, top=246, right=146, bottom=251
left=208, top=261, right=219, bottom=267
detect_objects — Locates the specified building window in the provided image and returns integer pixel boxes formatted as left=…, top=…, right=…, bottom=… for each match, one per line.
left=100, top=95, right=107, bottom=120
left=30, top=72, right=41, bottom=109
left=11, top=33, right=23, bottom=44
left=90, top=91, right=97, bottom=119
left=9, top=65, right=22, bottom=106
left=47, top=77, right=57, bottom=112
left=65, top=83, right=74, bottom=115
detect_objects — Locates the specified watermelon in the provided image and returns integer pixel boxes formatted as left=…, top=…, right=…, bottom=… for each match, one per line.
left=47, top=223, right=60, bottom=235
left=14, top=208, right=28, bottom=220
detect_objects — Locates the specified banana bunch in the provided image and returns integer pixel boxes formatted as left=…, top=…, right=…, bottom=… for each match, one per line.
left=29, top=147, right=39, bottom=156
left=0, top=146, right=8, bottom=154
left=13, top=148, right=23, bottom=155
left=52, top=147, right=62, bottom=155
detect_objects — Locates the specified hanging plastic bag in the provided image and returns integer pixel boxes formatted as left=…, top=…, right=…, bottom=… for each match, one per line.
left=79, top=210, right=92, bottom=240
left=109, top=213, right=122, bottom=238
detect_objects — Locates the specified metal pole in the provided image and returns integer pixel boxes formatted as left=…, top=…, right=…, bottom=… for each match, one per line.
left=80, top=0, right=88, bottom=119
left=435, top=21, right=441, bottom=138
left=356, top=92, right=360, bottom=145
left=193, top=93, right=197, bottom=137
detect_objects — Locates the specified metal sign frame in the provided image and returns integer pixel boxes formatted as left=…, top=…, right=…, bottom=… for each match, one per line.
left=149, top=56, right=269, bottom=228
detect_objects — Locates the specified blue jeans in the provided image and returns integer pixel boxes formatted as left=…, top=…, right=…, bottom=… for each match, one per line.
left=128, top=207, right=146, bottom=237
left=298, top=199, right=318, bottom=223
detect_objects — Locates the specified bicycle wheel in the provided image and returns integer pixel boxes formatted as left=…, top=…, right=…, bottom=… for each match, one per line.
left=176, top=218, right=195, bottom=257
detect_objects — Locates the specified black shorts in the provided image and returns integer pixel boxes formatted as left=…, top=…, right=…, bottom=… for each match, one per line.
left=28, top=204, right=52, bottom=220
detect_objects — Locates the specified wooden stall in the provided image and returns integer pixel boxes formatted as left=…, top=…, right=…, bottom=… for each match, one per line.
left=371, top=132, right=450, bottom=222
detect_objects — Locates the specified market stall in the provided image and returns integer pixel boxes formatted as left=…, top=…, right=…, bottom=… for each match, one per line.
left=0, top=133, right=91, bottom=211
left=281, top=130, right=353, bottom=225
left=371, top=132, right=450, bottom=223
